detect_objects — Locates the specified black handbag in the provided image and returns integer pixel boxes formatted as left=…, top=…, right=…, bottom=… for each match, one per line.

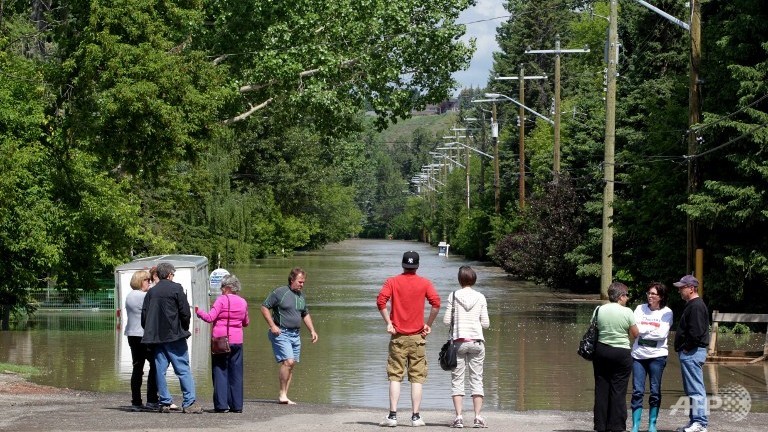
left=577, top=305, right=600, bottom=361
left=438, top=291, right=460, bottom=371
left=211, top=295, right=231, bottom=355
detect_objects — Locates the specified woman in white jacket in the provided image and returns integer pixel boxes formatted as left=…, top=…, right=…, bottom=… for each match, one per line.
left=444, top=266, right=490, bottom=428
left=630, top=282, right=673, bottom=432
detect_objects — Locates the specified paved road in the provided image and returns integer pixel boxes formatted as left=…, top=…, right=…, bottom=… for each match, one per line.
left=1, top=372, right=766, bottom=431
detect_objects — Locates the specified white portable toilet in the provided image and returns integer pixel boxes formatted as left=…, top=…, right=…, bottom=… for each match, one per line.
left=113, top=255, right=211, bottom=378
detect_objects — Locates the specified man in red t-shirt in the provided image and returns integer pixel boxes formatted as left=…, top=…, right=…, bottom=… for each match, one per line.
left=376, top=251, right=441, bottom=427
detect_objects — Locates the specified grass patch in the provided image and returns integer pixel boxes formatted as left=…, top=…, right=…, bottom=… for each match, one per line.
left=0, top=363, right=42, bottom=377
left=376, top=113, right=458, bottom=146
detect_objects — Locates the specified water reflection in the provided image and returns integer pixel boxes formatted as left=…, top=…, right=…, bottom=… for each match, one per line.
left=1, top=239, right=767, bottom=412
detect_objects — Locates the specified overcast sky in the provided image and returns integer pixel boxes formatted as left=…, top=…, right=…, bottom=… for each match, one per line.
left=452, top=0, right=509, bottom=94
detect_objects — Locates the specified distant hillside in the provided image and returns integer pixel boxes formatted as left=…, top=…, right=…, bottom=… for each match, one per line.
left=376, top=112, right=458, bottom=147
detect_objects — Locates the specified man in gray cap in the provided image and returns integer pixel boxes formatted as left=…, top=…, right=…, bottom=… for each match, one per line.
left=376, top=251, right=441, bottom=427
left=672, top=275, right=709, bottom=432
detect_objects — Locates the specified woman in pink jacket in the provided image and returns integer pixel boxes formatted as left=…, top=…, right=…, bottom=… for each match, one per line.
left=196, top=274, right=249, bottom=412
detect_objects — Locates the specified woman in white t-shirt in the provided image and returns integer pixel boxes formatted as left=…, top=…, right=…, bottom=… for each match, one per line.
left=630, top=282, right=673, bottom=432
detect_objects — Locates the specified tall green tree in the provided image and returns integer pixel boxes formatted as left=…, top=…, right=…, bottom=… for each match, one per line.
left=1, top=20, right=56, bottom=328
left=1, top=0, right=480, bottom=323
left=1, top=12, right=142, bottom=328
left=199, top=0, right=476, bottom=129
left=680, top=0, right=768, bottom=310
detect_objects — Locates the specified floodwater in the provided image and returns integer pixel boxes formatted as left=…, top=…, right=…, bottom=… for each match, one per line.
left=1, top=239, right=767, bottom=413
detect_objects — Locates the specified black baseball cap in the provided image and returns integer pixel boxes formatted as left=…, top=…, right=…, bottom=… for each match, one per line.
left=402, top=251, right=419, bottom=269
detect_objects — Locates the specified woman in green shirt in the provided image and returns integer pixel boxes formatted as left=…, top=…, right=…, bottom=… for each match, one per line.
left=592, top=282, right=639, bottom=432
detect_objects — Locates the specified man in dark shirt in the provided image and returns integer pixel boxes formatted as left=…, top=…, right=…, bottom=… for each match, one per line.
left=673, top=275, right=709, bottom=432
left=141, top=262, right=201, bottom=413
left=260, top=267, right=318, bottom=405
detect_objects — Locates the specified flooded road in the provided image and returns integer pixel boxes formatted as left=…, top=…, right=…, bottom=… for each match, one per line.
left=1, top=239, right=766, bottom=412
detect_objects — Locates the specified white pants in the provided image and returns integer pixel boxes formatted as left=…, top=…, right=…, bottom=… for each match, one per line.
left=450, top=340, right=485, bottom=396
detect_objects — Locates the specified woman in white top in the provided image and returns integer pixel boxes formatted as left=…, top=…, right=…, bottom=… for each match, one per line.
left=630, top=282, right=673, bottom=432
left=443, top=266, right=490, bottom=428
left=124, top=270, right=158, bottom=410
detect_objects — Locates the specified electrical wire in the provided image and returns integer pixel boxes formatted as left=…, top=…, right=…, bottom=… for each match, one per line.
left=689, top=93, right=768, bottom=133
left=689, top=121, right=768, bottom=159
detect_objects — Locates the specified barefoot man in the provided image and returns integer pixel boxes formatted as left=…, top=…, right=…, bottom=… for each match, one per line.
left=261, top=267, right=318, bottom=404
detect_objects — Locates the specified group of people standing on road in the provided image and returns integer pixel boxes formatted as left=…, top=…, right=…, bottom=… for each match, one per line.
left=124, top=251, right=709, bottom=432
left=591, top=275, right=710, bottom=432
left=124, top=262, right=317, bottom=414
left=124, top=262, right=204, bottom=413
left=123, top=251, right=490, bottom=428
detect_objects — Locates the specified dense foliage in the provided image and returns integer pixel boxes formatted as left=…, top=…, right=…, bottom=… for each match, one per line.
left=0, top=0, right=475, bottom=327
left=490, top=0, right=768, bottom=311
left=2, top=0, right=766, bottom=326
left=380, top=1, right=767, bottom=314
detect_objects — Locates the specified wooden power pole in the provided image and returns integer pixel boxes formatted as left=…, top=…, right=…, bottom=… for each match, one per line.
left=601, top=0, right=619, bottom=300
left=526, top=36, right=589, bottom=182
left=492, top=102, right=500, bottom=214
left=688, top=0, right=702, bottom=277
left=496, top=66, right=547, bottom=209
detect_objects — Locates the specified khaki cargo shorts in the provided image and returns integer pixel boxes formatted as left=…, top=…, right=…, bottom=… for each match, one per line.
left=386, top=334, right=427, bottom=383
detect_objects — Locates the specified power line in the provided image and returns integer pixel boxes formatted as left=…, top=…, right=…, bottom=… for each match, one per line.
left=689, top=121, right=768, bottom=159
left=689, top=93, right=768, bottom=133
left=458, top=15, right=511, bottom=26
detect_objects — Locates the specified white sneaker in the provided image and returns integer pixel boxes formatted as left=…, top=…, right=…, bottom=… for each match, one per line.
left=450, top=416, right=464, bottom=428
left=682, top=422, right=707, bottom=432
left=411, top=416, right=426, bottom=427
left=379, top=416, right=397, bottom=427
left=473, top=416, right=488, bottom=428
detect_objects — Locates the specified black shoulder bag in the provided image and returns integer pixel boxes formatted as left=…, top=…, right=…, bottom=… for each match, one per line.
left=577, top=305, right=600, bottom=361
left=438, top=291, right=460, bottom=371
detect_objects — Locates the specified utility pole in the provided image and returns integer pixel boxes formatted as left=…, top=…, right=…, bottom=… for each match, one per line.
left=466, top=138, right=471, bottom=210
left=526, top=35, right=589, bottom=182
left=554, top=37, right=561, bottom=180
left=492, top=102, right=500, bottom=214
left=448, top=129, right=472, bottom=211
left=473, top=94, right=551, bottom=214
left=496, top=66, right=547, bottom=209
left=632, top=0, right=698, bottom=293
left=688, top=0, right=702, bottom=280
left=519, top=66, right=526, bottom=208
left=478, top=111, right=487, bottom=196
left=601, top=0, right=619, bottom=300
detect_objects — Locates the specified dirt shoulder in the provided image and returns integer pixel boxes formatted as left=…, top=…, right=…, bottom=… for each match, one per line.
left=1, top=372, right=766, bottom=432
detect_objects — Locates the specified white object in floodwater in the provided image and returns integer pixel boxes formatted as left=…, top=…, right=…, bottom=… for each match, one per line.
left=209, top=268, right=231, bottom=295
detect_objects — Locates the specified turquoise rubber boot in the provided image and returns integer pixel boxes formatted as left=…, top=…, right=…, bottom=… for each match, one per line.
left=631, top=408, right=642, bottom=432
left=648, top=406, right=659, bottom=432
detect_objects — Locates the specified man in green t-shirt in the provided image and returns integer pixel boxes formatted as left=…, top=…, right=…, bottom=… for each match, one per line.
left=260, top=267, right=319, bottom=405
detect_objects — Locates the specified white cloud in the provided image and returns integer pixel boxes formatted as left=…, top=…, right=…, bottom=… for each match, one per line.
left=453, top=0, right=508, bottom=94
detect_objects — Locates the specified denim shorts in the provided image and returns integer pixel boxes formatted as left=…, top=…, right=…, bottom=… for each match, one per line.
left=268, top=328, right=301, bottom=363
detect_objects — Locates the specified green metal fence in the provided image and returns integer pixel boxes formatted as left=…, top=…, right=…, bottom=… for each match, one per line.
left=29, top=288, right=115, bottom=311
